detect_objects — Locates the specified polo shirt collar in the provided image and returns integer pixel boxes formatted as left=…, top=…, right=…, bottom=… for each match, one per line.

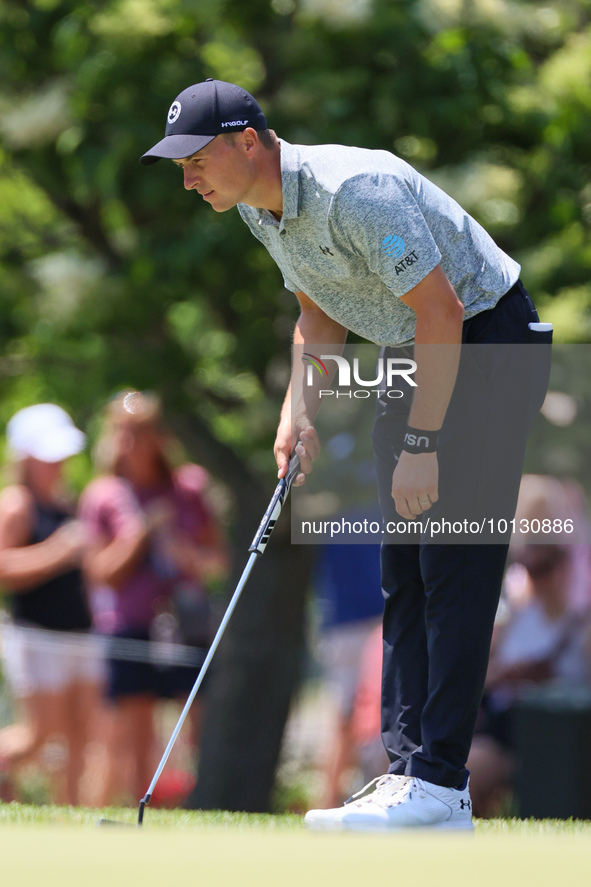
left=252, top=139, right=301, bottom=228
left=278, top=139, right=301, bottom=222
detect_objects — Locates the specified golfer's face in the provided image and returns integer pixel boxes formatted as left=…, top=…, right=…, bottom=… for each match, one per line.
left=173, top=136, right=253, bottom=213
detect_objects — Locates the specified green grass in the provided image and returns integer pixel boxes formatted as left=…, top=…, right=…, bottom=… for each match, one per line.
left=1, top=803, right=591, bottom=887
left=0, top=801, right=304, bottom=828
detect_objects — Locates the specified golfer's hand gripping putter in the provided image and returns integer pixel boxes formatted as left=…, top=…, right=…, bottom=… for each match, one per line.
left=249, top=454, right=301, bottom=554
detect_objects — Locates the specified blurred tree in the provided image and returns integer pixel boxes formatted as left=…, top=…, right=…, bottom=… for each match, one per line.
left=0, top=0, right=590, bottom=810
left=0, top=0, right=310, bottom=813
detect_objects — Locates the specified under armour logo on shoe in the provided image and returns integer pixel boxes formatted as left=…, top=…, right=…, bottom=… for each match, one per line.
left=460, top=799, right=471, bottom=810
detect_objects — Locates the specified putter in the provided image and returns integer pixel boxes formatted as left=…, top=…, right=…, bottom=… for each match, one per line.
left=98, top=453, right=301, bottom=828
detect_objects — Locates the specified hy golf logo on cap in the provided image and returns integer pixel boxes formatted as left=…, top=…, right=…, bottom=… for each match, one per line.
left=167, top=101, right=181, bottom=124
left=141, top=80, right=268, bottom=165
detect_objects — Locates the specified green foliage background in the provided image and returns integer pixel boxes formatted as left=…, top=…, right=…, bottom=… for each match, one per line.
left=0, top=0, right=590, bottom=491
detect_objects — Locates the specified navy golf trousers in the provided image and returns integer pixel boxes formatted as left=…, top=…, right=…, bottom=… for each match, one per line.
left=371, top=280, right=551, bottom=788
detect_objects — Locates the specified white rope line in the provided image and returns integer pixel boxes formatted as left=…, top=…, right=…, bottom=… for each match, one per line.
left=0, top=618, right=207, bottom=668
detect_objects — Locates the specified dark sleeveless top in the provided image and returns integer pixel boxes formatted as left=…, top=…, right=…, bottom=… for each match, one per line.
left=9, top=501, right=92, bottom=632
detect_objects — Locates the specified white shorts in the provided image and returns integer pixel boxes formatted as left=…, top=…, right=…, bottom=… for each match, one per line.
left=0, top=619, right=105, bottom=698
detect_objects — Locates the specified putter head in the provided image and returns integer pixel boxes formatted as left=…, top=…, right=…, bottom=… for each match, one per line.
left=97, top=818, right=136, bottom=827
left=138, top=795, right=149, bottom=826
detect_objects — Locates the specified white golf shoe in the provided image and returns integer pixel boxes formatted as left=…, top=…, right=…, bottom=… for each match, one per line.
left=304, top=774, right=474, bottom=832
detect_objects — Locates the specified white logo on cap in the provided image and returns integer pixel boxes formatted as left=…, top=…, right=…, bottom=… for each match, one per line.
left=167, top=101, right=181, bottom=124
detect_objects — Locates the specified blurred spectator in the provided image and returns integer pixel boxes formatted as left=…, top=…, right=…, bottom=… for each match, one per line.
left=79, top=391, right=227, bottom=805
left=0, top=404, right=101, bottom=804
left=313, top=540, right=384, bottom=807
left=350, top=624, right=389, bottom=785
left=468, top=475, right=591, bottom=818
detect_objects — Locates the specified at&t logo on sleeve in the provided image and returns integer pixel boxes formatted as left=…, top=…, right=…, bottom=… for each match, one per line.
left=381, top=234, right=405, bottom=258
left=382, top=233, right=420, bottom=275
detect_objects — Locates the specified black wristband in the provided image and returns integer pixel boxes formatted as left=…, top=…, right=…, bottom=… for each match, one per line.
left=402, top=427, right=439, bottom=454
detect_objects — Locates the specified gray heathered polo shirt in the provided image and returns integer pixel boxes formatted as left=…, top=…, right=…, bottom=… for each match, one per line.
left=237, top=140, right=520, bottom=346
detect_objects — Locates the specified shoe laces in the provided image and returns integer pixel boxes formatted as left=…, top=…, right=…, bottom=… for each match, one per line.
left=345, top=774, right=410, bottom=808
left=345, top=774, right=433, bottom=809
left=386, top=776, right=428, bottom=808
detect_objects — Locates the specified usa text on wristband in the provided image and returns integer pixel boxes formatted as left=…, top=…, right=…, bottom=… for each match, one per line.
left=402, top=427, right=439, bottom=453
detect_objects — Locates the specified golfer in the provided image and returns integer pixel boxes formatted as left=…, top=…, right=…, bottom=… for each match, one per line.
left=141, top=79, right=551, bottom=830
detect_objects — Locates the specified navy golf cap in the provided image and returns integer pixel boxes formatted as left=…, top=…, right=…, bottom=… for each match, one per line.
left=140, top=79, right=267, bottom=165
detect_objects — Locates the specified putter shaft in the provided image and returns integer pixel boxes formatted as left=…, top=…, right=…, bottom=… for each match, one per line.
left=137, top=550, right=259, bottom=824
left=136, top=455, right=300, bottom=826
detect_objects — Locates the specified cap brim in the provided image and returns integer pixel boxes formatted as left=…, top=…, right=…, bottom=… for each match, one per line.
left=25, top=429, right=87, bottom=463
left=140, top=133, right=217, bottom=165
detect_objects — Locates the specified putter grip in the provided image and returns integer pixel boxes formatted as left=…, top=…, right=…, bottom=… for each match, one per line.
left=249, top=454, right=301, bottom=554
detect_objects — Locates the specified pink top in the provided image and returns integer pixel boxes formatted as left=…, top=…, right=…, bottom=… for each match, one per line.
left=79, top=465, right=216, bottom=632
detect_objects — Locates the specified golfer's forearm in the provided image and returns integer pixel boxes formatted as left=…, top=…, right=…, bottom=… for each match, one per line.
left=286, top=301, right=348, bottom=424
left=294, top=303, right=348, bottom=349
left=408, top=305, right=464, bottom=430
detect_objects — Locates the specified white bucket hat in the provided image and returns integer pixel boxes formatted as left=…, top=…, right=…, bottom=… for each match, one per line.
left=7, top=404, right=86, bottom=463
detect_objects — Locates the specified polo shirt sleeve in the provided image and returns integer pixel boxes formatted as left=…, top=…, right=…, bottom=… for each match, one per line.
left=330, top=174, right=442, bottom=298
left=269, top=261, right=298, bottom=294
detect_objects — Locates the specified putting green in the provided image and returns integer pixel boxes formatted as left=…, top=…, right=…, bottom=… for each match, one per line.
left=2, top=822, right=591, bottom=887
